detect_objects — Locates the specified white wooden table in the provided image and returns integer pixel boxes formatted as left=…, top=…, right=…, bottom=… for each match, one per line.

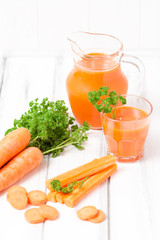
left=0, top=52, right=159, bottom=240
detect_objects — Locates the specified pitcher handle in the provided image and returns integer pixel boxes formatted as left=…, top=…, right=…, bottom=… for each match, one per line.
left=121, top=54, right=145, bottom=95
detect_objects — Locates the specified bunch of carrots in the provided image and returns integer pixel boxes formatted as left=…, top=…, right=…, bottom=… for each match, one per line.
left=0, top=127, right=43, bottom=193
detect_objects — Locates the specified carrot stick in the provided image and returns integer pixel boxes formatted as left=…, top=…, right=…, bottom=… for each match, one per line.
left=47, top=191, right=57, bottom=203
left=55, top=192, right=66, bottom=204
left=0, top=128, right=31, bottom=168
left=0, top=147, right=43, bottom=192
left=64, top=164, right=117, bottom=208
left=46, top=155, right=116, bottom=191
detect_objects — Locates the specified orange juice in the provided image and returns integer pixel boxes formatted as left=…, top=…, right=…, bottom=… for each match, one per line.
left=66, top=53, right=128, bottom=129
left=101, top=105, right=151, bottom=162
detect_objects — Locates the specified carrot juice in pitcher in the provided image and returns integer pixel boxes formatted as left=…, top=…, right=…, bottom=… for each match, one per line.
left=66, top=32, right=143, bottom=129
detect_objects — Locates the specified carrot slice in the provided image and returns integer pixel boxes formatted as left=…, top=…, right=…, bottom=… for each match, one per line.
left=89, top=209, right=106, bottom=223
left=64, top=164, right=117, bottom=208
left=0, top=147, right=43, bottom=193
left=28, top=190, right=47, bottom=206
left=38, top=205, right=59, bottom=220
left=77, top=206, right=98, bottom=220
left=47, top=191, right=57, bottom=203
left=25, top=208, right=45, bottom=224
left=7, top=191, right=28, bottom=210
left=46, top=155, right=116, bottom=191
left=8, top=185, right=27, bottom=196
left=0, top=128, right=31, bottom=168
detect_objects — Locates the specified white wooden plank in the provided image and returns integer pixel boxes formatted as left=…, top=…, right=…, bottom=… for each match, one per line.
left=0, top=57, right=56, bottom=137
left=88, top=0, right=140, bottom=50
left=53, top=55, right=72, bottom=105
left=44, top=131, right=109, bottom=240
left=43, top=54, right=109, bottom=240
left=0, top=57, right=56, bottom=240
left=109, top=55, right=160, bottom=240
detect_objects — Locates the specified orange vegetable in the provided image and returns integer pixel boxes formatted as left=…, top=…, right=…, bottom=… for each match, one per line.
left=28, top=190, right=47, bottom=206
left=0, top=147, right=43, bottom=192
left=7, top=185, right=27, bottom=196
left=64, top=164, right=117, bottom=208
left=55, top=192, right=67, bottom=204
left=25, top=208, right=45, bottom=224
left=89, top=209, right=105, bottom=223
left=38, top=205, right=59, bottom=220
left=77, top=206, right=98, bottom=220
left=46, top=155, right=116, bottom=191
left=47, top=191, right=57, bottom=203
left=7, top=191, right=28, bottom=210
left=0, top=128, right=31, bottom=168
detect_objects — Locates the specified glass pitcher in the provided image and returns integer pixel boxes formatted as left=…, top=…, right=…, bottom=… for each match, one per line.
left=66, top=32, right=144, bottom=129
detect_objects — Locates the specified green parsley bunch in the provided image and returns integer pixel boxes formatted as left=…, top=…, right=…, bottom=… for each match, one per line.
left=5, top=98, right=90, bottom=157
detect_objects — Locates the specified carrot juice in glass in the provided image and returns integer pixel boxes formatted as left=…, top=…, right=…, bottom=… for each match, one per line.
left=66, top=32, right=144, bottom=129
left=101, top=95, right=152, bottom=162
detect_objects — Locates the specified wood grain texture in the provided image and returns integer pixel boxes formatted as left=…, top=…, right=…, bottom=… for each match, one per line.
left=109, top=56, right=160, bottom=240
left=0, top=54, right=159, bottom=240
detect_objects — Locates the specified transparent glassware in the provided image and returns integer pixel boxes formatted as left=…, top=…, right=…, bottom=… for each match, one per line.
left=101, top=95, right=153, bottom=162
left=66, top=32, right=144, bottom=129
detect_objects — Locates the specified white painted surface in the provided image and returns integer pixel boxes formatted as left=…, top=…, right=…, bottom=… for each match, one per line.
left=0, top=53, right=159, bottom=240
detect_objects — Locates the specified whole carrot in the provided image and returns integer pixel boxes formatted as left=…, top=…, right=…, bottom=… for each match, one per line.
left=0, top=127, right=31, bottom=168
left=0, top=147, right=43, bottom=192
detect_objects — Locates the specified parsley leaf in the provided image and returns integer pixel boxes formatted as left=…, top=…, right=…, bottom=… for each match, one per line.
left=5, top=98, right=90, bottom=157
left=50, top=177, right=89, bottom=194
left=88, top=87, right=126, bottom=119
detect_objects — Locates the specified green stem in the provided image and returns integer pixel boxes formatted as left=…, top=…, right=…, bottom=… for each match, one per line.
left=42, top=137, right=82, bottom=155
left=113, top=106, right=116, bottom=119
left=110, top=112, right=114, bottom=119
left=42, top=140, right=71, bottom=155
left=28, top=136, right=39, bottom=145
left=55, top=138, right=70, bottom=148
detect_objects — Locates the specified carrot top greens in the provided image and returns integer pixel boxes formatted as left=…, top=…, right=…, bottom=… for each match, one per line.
left=88, top=87, right=126, bottom=119
left=5, top=98, right=90, bottom=157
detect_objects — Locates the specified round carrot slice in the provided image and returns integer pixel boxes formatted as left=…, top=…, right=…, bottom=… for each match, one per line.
left=39, top=205, right=59, bottom=220
left=48, top=191, right=57, bottom=203
left=89, top=209, right=106, bottom=223
left=25, top=208, right=45, bottom=224
left=8, top=185, right=27, bottom=196
left=7, top=191, right=28, bottom=210
left=28, top=190, right=47, bottom=206
left=77, top=206, right=98, bottom=220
